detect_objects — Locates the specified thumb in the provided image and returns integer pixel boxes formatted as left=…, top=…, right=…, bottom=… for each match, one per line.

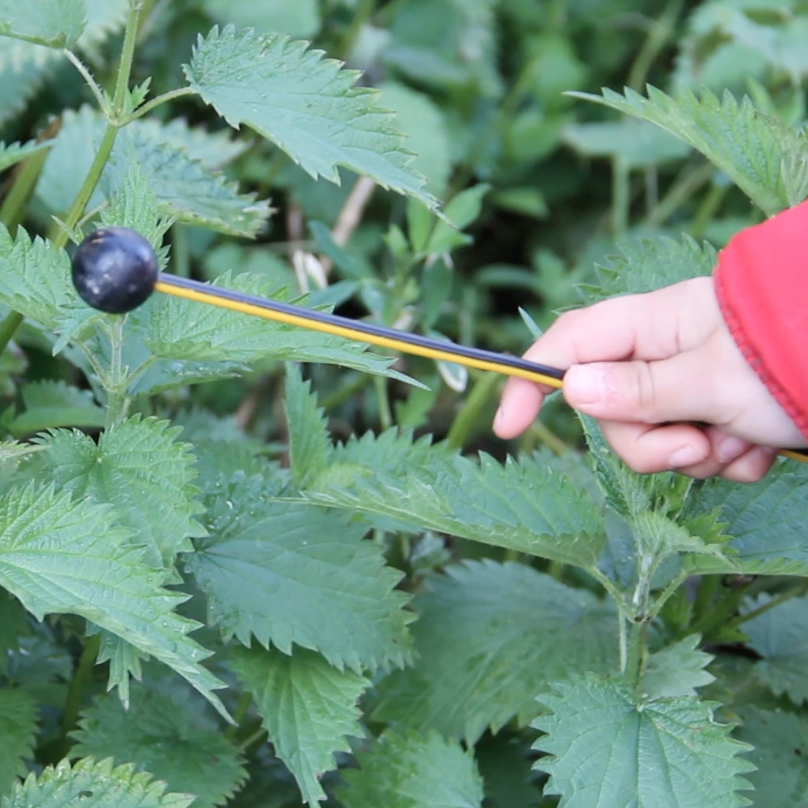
left=563, top=354, right=719, bottom=425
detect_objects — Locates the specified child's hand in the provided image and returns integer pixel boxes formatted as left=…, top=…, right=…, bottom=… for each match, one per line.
left=493, top=277, right=806, bottom=482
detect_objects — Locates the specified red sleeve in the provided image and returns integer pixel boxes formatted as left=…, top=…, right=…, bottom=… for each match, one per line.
left=714, top=200, right=808, bottom=441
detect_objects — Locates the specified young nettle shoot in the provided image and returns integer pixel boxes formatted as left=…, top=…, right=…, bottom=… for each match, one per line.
left=72, top=227, right=159, bottom=314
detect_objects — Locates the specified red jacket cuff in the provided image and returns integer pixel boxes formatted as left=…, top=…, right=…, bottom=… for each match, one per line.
left=714, top=201, right=808, bottom=442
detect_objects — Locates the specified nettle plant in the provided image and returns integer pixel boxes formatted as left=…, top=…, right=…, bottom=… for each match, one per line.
left=0, top=1, right=808, bottom=807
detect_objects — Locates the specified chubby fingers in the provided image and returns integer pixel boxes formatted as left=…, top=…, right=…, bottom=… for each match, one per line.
left=493, top=279, right=719, bottom=439
left=598, top=421, right=775, bottom=480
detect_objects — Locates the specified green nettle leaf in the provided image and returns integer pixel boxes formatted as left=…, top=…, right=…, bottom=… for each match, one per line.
left=338, top=729, right=484, bottom=808
left=0, top=225, right=77, bottom=332
left=71, top=689, right=247, bottom=808
left=231, top=645, right=368, bottom=807
left=0, top=688, right=38, bottom=795
left=284, top=364, right=331, bottom=487
left=641, top=635, right=715, bottom=699
left=92, top=629, right=149, bottom=709
left=562, top=118, right=691, bottom=169
left=570, top=85, right=808, bottom=214
left=144, top=271, right=402, bottom=379
left=589, top=235, right=717, bottom=301
left=735, top=707, right=808, bottom=807
left=41, top=416, right=206, bottom=568
left=136, top=116, right=251, bottom=172
left=0, top=0, right=84, bottom=48
left=742, top=593, right=808, bottom=705
left=184, top=26, right=439, bottom=211
left=7, top=380, right=105, bottom=436
left=0, top=139, right=53, bottom=173
left=3, top=757, right=195, bottom=808
left=0, top=0, right=127, bottom=128
left=0, top=482, right=228, bottom=721
left=306, top=436, right=606, bottom=567
left=373, top=561, right=618, bottom=743
left=36, top=106, right=270, bottom=238
left=184, top=473, right=413, bottom=672
left=534, top=675, right=754, bottom=807
left=684, top=461, right=808, bottom=576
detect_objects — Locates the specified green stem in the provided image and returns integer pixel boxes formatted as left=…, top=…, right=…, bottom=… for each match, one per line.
left=646, top=570, right=689, bottom=623
left=374, top=375, right=393, bottom=431
left=612, top=159, right=630, bottom=237
left=0, top=140, right=56, bottom=356
left=446, top=371, right=499, bottom=450
left=624, top=620, right=646, bottom=688
left=224, top=692, right=252, bottom=741
left=726, top=581, right=808, bottom=629
left=64, top=50, right=109, bottom=112
left=320, top=372, right=370, bottom=410
left=239, top=727, right=268, bottom=754
left=0, top=137, right=54, bottom=233
left=171, top=223, right=190, bottom=277
left=112, top=3, right=143, bottom=115
left=642, top=161, right=714, bottom=228
left=105, top=316, right=130, bottom=427
left=691, top=579, right=751, bottom=638
left=338, top=0, right=376, bottom=59
left=123, top=86, right=196, bottom=124
left=627, top=1, right=683, bottom=92
left=61, top=633, right=101, bottom=742
left=690, top=181, right=727, bottom=240
left=52, top=1, right=143, bottom=251
left=691, top=574, right=718, bottom=627
left=524, top=420, right=570, bottom=456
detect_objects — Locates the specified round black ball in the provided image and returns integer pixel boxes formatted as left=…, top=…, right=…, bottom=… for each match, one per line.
left=71, top=227, right=159, bottom=314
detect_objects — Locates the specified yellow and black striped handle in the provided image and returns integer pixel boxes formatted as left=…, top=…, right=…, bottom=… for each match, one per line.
left=154, top=274, right=808, bottom=466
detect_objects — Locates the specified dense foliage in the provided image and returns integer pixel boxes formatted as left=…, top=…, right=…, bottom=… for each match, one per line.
left=0, top=1, right=808, bottom=806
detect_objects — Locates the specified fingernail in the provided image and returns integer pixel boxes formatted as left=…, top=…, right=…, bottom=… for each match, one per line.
left=493, top=405, right=505, bottom=428
left=668, top=444, right=703, bottom=468
left=717, top=435, right=748, bottom=463
left=565, top=365, right=607, bottom=405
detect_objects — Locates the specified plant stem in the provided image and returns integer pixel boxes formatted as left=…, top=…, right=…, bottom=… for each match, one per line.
left=0, top=137, right=55, bottom=233
left=690, top=579, right=751, bottom=638
left=627, top=1, right=683, bottom=92
left=642, top=161, right=714, bottom=228
left=524, top=420, right=570, bottom=456
left=64, top=50, right=109, bottom=112
left=645, top=570, right=689, bottom=622
left=725, top=581, right=808, bottom=629
left=123, top=86, right=196, bottom=123
left=53, top=2, right=143, bottom=251
left=224, top=692, right=252, bottom=741
left=61, top=633, right=101, bottom=742
left=691, top=574, right=718, bottom=627
left=624, top=620, right=646, bottom=688
left=612, top=159, right=630, bottom=236
left=690, top=181, right=727, bottom=240
left=239, top=727, right=268, bottom=754
left=0, top=313, right=24, bottom=358
left=105, top=316, right=130, bottom=427
left=0, top=135, right=58, bottom=356
left=112, top=3, right=143, bottom=115
left=339, top=0, right=376, bottom=59
left=374, top=375, right=393, bottom=430
left=446, top=371, right=499, bottom=450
